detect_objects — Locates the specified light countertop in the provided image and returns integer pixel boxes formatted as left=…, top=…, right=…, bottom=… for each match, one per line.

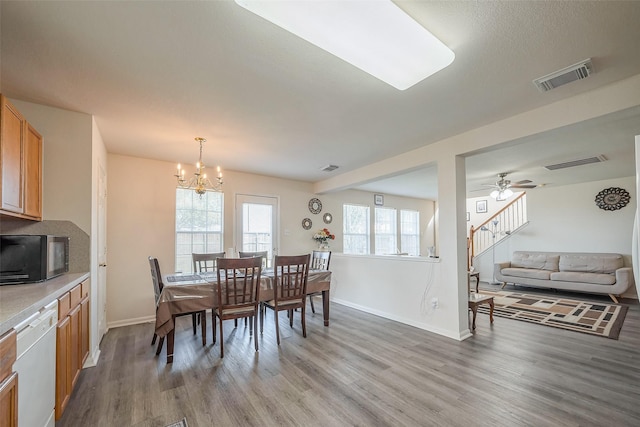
left=0, top=272, right=89, bottom=335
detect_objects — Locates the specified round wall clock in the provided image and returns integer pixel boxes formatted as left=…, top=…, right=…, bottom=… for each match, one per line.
left=302, top=218, right=312, bottom=230
left=323, top=212, right=333, bottom=224
left=308, top=198, right=322, bottom=214
left=595, top=187, right=630, bottom=211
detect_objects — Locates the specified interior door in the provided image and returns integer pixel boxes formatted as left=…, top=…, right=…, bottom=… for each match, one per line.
left=97, top=163, right=108, bottom=340
left=235, top=194, right=278, bottom=267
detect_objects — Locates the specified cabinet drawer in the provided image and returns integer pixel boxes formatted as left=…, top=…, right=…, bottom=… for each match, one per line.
left=81, top=280, right=90, bottom=298
left=69, top=284, right=82, bottom=308
left=58, top=292, right=71, bottom=320
left=0, top=329, right=17, bottom=381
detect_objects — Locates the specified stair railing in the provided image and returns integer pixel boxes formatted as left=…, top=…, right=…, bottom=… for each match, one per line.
left=468, top=192, right=527, bottom=268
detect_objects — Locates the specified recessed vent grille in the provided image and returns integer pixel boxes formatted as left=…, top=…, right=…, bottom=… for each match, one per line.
left=544, top=155, right=606, bottom=170
left=533, top=59, right=593, bottom=92
left=320, top=164, right=339, bottom=172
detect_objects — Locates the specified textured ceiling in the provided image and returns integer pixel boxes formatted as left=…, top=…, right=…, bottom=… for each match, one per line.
left=1, top=1, right=640, bottom=198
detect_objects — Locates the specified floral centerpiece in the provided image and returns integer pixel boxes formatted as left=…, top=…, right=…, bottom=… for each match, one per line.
left=313, top=228, right=335, bottom=249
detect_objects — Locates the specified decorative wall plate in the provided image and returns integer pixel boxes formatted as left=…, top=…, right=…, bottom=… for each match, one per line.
left=323, top=212, right=333, bottom=224
left=302, top=218, right=312, bottom=230
left=595, top=187, right=630, bottom=211
left=308, top=198, right=322, bottom=214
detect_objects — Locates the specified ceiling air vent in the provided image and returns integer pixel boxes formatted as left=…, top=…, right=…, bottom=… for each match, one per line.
left=320, top=164, right=339, bottom=172
left=533, top=59, right=593, bottom=92
left=544, top=154, right=606, bottom=171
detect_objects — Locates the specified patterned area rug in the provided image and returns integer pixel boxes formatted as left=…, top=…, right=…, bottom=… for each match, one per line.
left=165, top=418, right=188, bottom=427
left=475, top=290, right=628, bottom=339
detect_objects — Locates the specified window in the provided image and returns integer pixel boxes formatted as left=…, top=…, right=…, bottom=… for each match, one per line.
left=175, top=188, right=224, bottom=273
left=237, top=195, right=277, bottom=268
left=400, top=210, right=420, bottom=256
left=375, top=207, right=397, bottom=255
left=343, top=204, right=370, bottom=254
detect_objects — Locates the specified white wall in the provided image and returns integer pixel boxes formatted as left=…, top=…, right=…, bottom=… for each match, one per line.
left=106, top=153, right=435, bottom=326
left=329, top=255, right=465, bottom=339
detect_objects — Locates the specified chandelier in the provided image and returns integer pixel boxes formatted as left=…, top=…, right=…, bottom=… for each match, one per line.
left=174, top=137, right=223, bottom=196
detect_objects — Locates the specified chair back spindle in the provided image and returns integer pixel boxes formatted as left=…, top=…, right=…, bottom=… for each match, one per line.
left=192, top=252, right=225, bottom=273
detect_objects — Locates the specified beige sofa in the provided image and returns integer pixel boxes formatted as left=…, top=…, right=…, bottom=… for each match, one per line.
left=495, top=251, right=633, bottom=303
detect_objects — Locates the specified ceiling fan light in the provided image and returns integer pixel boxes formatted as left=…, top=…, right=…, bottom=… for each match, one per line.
left=235, top=0, right=454, bottom=90
left=492, top=188, right=513, bottom=201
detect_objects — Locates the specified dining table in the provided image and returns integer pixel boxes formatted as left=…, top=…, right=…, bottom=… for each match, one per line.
left=154, top=269, right=332, bottom=362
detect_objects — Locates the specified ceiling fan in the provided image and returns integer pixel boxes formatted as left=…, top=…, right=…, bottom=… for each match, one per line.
left=482, top=172, right=538, bottom=200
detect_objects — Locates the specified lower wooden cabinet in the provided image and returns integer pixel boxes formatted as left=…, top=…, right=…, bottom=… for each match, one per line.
left=55, top=315, right=70, bottom=420
left=0, top=330, right=17, bottom=427
left=0, top=372, right=18, bottom=427
left=56, top=281, right=90, bottom=420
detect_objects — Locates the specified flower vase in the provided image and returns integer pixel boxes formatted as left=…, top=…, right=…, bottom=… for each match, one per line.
left=318, top=241, right=330, bottom=251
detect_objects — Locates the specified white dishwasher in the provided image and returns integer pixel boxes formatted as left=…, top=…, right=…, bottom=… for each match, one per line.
left=13, top=300, right=58, bottom=427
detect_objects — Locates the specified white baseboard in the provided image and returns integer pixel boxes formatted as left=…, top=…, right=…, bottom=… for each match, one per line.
left=83, top=348, right=101, bottom=368
left=107, top=315, right=155, bottom=329
left=330, top=298, right=466, bottom=341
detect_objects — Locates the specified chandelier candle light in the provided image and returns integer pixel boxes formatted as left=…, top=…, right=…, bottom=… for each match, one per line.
left=175, top=137, right=223, bottom=197
left=313, top=228, right=335, bottom=250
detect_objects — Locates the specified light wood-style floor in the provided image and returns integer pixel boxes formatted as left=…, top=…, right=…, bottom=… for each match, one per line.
left=59, top=287, right=640, bottom=427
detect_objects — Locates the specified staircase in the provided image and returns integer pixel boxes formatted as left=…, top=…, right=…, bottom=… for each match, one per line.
left=468, top=192, right=528, bottom=268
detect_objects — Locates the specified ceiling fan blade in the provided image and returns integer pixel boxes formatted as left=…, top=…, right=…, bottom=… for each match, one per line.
left=511, top=184, right=538, bottom=189
left=513, top=179, right=532, bottom=185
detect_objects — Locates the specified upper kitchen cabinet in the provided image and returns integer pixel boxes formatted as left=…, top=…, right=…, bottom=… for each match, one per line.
left=0, top=95, right=43, bottom=220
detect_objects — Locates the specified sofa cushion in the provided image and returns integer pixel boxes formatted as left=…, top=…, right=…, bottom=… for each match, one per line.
left=550, top=271, right=616, bottom=285
left=559, top=253, right=623, bottom=274
left=511, top=252, right=559, bottom=271
left=501, top=267, right=552, bottom=280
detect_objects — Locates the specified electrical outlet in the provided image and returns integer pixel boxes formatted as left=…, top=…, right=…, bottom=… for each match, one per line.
left=431, top=297, right=439, bottom=309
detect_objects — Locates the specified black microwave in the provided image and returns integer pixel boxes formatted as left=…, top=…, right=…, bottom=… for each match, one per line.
left=0, top=235, right=70, bottom=285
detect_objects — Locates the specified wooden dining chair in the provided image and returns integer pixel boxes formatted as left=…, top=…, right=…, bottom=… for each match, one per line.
left=212, top=256, right=263, bottom=358
left=239, top=250, right=269, bottom=269
left=148, top=256, right=206, bottom=355
left=308, top=250, right=331, bottom=314
left=192, top=252, right=225, bottom=273
left=260, top=254, right=310, bottom=345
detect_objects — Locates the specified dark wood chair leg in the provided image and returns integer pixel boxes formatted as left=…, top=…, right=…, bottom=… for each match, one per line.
left=219, top=315, right=225, bottom=358
left=310, top=296, right=316, bottom=313
left=151, top=333, right=157, bottom=345
left=212, top=311, right=217, bottom=344
left=253, top=315, right=259, bottom=352
left=301, top=304, right=307, bottom=338
left=274, top=309, right=281, bottom=345
left=155, top=336, right=164, bottom=355
left=166, top=328, right=175, bottom=363
left=201, top=311, right=206, bottom=346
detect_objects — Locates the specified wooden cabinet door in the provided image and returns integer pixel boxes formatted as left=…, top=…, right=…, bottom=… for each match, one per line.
left=23, top=122, right=42, bottom=219
left=0, top=96, right=25, bottom=214
left=69, top=304, right=81, bottom=390
left=0, top=372, right=18, bottom=427
left=56, top=316, right=70, bottom=421
left=80, top=296, right=90, bottom=365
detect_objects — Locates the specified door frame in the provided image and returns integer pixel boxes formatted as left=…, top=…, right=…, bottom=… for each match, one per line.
left=234, top=193, right=280, bottom=260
